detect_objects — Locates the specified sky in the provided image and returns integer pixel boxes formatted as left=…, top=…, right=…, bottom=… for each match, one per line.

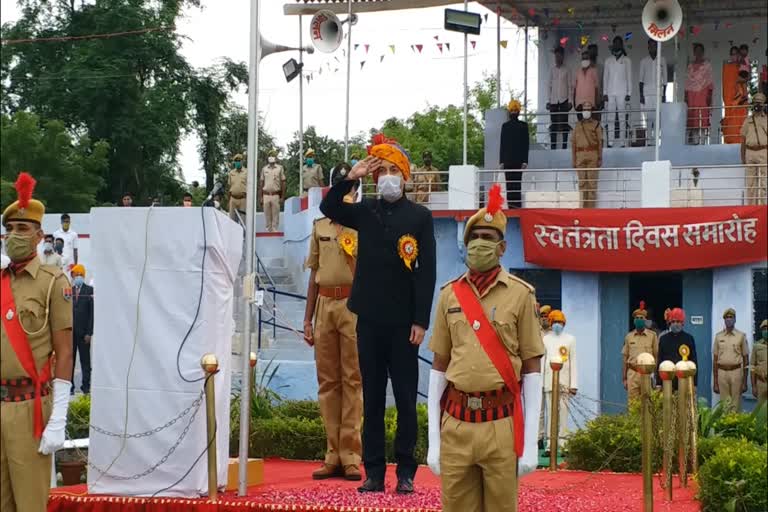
left=0, top=1, right=538, bottom=184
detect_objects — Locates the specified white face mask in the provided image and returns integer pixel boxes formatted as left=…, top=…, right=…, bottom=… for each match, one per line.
left=268, top=157, right=276, bottom=164
left=581, top=59, right=590, bottom=68
left=583, top=111, right=592, bottom=119
left=44, top=242, right=53, bottom=252
left=377, top=175, right=403, bottom=202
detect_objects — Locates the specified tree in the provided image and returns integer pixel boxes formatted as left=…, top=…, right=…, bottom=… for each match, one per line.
left=282, top=127, right=348, bottom=197
left=1, top=112, right=108, bottom=212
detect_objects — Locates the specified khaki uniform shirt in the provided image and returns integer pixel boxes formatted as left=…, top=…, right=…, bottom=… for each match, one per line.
left=302, top=164, right=324, bottom=190
left=741, top=114, right=768, bottom=150
left=713, top=329, right=748, bottom=366
left=751, top=340, right=767, bottom=380
left=261, top=164, right=285, bottom=194
left=411, top=165, right=442, bottom=203
left=305, top=218, right=356, bottom=287
left=622, top=329, right=659, bottom=366
left=1, top=258, right=73, bottom=377
left=429, top=270, right=545, bottom=392
left=573, top=119, right=603, bottom=167
left=228, top=168, right=248, bottom=198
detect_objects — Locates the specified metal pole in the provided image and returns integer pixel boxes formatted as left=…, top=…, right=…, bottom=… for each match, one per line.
left=688, top=371, right=698, bottom=474
left=524, top=22, right=528, bottom=112
left=299, top=15, right=304, bottom=193
left=661, top=376, right=674, bottom=501
left=202, top=354, right=219, bottom=502
left=239, top=0, right=261, bottom=496
left=549, top=363, right=562, bottom=471
left=496, top=3, right=501, bottom=108
left=677, top=373, right=689, bottom=488
left=343, top=0, right=353, bottom=162
left=462, top=0, right=468, bottom=165
left=654, top=40, right=662, bottom=160
left=641, top=372, right=654, bottom=512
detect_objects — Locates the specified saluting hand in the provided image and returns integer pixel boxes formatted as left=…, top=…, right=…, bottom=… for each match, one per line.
left=410, top=324, right=426, bottom=346
left=347, top=156, right=383, bottom=181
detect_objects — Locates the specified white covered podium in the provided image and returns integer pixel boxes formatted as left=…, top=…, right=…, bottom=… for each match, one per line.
left=86, top=207, right=243, bottom=497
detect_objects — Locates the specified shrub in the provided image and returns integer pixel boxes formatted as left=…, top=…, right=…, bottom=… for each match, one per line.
left=711, top=403, right=767, bottom=446
left=564, top=414, right=644, bottom=472
left=697, top=436, right=745, bottom=469
left=276, top=400, right=321, bottom=419
left=66, top=394, right=91, bottom=439
left=384, top=404, right=428, bottom=465
left=248, top=417, right=327, bottom=461
left=697, top=438, right=767, bottom=512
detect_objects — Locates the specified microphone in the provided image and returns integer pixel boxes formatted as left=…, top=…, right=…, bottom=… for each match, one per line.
left=205, top=182, right=224, bottom=203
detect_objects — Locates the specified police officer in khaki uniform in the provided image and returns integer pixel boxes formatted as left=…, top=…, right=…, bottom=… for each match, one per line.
left=302, top=149, right=324, bottom=196
left=427, top=184, right=545, bottom=512
left=539, top=304, right=553, bottom=335
left=303, top=166, right=363, bottom=481
left=572, top=102, right=604, bottom=208
left=751, top=319, right=768, bottom=406
left=622, top=302, right=659, bottom=403
left=411, top=151, right=442, bottom=205
left=1, top=173, right=73, bottom=512
left=740, top=93, right=767, bottom=205
left=259, top=150, right=286, bottom=232
left=228, top=153, right=248, bottom=223
left=713, top=308, right=749, bottom=411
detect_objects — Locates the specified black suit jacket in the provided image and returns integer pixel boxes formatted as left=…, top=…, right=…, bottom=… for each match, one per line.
left=73, top=284, right=94, bottom=339
left=320, top=179, right=437, bottom=329
left=499, top=118, right=530, bottom=168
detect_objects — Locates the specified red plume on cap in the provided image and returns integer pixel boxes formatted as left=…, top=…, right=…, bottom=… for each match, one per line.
left=639, top=300, right=646, bottom=310
left=486, top=183, right=503, bottom=215
left=14, top=172, right=36, bottom=209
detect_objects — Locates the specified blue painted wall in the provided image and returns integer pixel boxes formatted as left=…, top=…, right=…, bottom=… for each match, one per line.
left=682, top=270, right=713, bottom=404
left=599, top=273, right=630, bottom=414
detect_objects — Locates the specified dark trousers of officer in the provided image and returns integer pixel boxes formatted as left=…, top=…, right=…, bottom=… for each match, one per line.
left=550, top=101, right=570, bottom=149
left=504, top=168, right=523, bottom=209
left=356, top=319, right=419, bottom=481
left=71, top=331, right=91, bottom=394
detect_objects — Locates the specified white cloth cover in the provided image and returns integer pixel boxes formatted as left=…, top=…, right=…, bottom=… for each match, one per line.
left=86, top=207, right=242, bottom=497
left=520, top=372, right=543, bottom=476
left=427, top=369, right=447, bottom=476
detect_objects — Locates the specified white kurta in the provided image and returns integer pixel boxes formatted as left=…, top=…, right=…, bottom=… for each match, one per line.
left=542, top=331, right=578, bottom=450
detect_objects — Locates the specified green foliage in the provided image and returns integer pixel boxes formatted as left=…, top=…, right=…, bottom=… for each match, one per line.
left=564, top=413, right=644, bottom=472
left=712, top=407, right=768, bottom=446
left=277, top=400, right=321, bottom=419
left=697, top=438, right=767, bottom=512
left=1, top=112, right=107, bottom=211
left=66, top=394, right=91, bottom=439
left=282, top=126, right=350, bottom=198
left=698, top=398, right=728, bottom=438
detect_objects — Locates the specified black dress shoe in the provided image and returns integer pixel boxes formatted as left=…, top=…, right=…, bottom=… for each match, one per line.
left=396, top=478, right=414, bottom=494
left=357, top=478, right=385, bottom=493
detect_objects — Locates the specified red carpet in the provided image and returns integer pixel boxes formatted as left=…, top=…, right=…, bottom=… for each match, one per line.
left=48, top=459, right=700, bottom=511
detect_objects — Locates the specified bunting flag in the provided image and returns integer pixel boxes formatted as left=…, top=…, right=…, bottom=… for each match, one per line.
left=470, top=40, right=477, bottom=49
left=500, top=40, right=508, bottom=49
left=567, top=7, right=575, bottom=16
left=434, top=35, right=439, bottom=41
left=354, top=43, right=359, bottom=51
left=484, top=13, right=488, bottom=22
left=601, top=34, right=609, bottom=41
left=437, top=43, right=443, bottom=53
left=389, top=45, right=395, bottom=54
left=334, top=56, right=340, bottom=63
left=560, top=36, right=568, bottom=46
left=364, top=44, right=370, bottom=53
left=410, top=44, right=415, bottom=52
left=342, top=49, right=346, bottom=57
left=360, top=61, right=366, bottom=70
left=543, top=7, right=549, bottom=17
left=552, top=17, right=560, bottom=26
left=527, top=7, right=535, bottom=17
left=714, top=21, right=720, bottom=31
left=445, top=42, right=451, bottom=52
left=379, top=55, right=385, bottom=63
left=577, top=21, right=583, bottom=30
left=624, top=31, right=632, bottom=41
left=691, top=25, right=701, bottom=36
left=416, top=44, right=423, bottom=53
left=580, top=35, right=589, bottom=46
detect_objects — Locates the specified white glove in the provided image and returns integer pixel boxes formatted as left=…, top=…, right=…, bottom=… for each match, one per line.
left=38, top=379, right=72, bottom=455
left=519, top=372, right=543, bottom=477
left=427, top=369, right=448, bottom=476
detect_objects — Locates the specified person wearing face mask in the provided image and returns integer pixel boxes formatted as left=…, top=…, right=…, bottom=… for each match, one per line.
left=572, top=101, right=604, bottom=208
left=302, top=148, right=325, bottom=196
left=349, top=153, right=360, bottom=167
left=622, top=301, right=659, bottom=404
left=539, top=304, right=553, bottom=334
left=547, top=46, right=572, bottom=150
left=320, top=133, right=436, bottom=495
left=411, top=151, right=442, bottom=205
left=259, top=150, right=287, bottom=232
left=39, top=234, right=62, bottom=269
left=228, top=153, right=248, bottom=224
left=427, top=184, right=544, bottom=512
left=639, top=39, right=667, bottom=143
left=1, top=172, right=74, bottom=511
left=53, top=213, right=78, bottom=266
left=574, top=50, right=600, bottom=117
left=69, top=264, right=94, bottom=395
left=603, top=36, right=632, bottom=148
left=657, top=308, right=698, bottom=391
left=542, top=310, right=577, bottom=456
left=751, top=319, right=768, bottom=406
left=740, top=93, right=768, bottom=205
left=713, top=308, right=749, bottom=412
left=499, top=99, right=530, bottom=208
left=303, top=165, right=363, bottom=482
left=685, top=43, right=714, bottom=145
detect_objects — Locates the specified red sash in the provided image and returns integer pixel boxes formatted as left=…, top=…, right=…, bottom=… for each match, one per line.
left=1, top=271, right=52, bottom=439
left=452, top=279, right=525, bottom=457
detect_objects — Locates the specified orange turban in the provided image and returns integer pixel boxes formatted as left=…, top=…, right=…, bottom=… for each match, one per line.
left=367, top=133, right=412, bottom=182
left=548, top=309, right=566, bottom=325
left=71, top=264, right=86, bottom=277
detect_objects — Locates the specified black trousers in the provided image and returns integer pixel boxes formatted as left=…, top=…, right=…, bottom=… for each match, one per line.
left=71, top=331, right=91, bottom=393
left=504, top=167, right=523, bottom=209
left=550, top=101, right=570, bottom=149
left=356, top=319, right=419, bottom=481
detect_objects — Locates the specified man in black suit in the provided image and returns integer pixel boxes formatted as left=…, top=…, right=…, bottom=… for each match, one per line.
left=499, top=99, right=530, bottom=208
left=70, top=264, right=94, bottom=394
left=320, top=135, right=437, bottom=495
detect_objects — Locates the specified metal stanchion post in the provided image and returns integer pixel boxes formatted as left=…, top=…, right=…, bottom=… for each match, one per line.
left=549, top=359, right=563, bottom=471
left=201, top=354, right=219, bottom=502
left=659, top=360, right=676, bottom=501
left=636, top=353, right=656, bottom=512
left=249, top=351, right=257, bottom=395
left=687, top=362, right=698, bottom=475
left=675, top=360, right=690, bottom=488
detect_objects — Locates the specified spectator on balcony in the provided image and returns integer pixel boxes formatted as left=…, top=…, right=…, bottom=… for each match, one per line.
left=574, top=50, right=600, bottom=118
left=121, top=191, right=133, bottom=207
left=588, top=44, right=603, bottom=122
left=411, top=151, right=442, bottom=205
left=603, top=36, right=632, bottom=148
left=741, top=93, right=768, bottom=205
left=729, top=45, right=740, bottom=64
left=685, top=43, right=714, bottom=145
left=572, top=102, right=603, bottom=209
left=639, top=39, right=667, bottom=142
left=39, top=234, right=63, bottom=269
left=499, top=99, right=529, bottom=209
left=53, top=214, right=78, bottom=266
left=182, top=193, right=193, bottom=207
left=547, top=46, right=572, bottom=150
left=738, top=44, right=751, bottom=76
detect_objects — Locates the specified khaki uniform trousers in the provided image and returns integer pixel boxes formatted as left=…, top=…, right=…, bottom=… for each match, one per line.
left=717, top=368, right=744, bottom=411
left=313, top=296, right=363, bottom=466
left=0, top=396, right=53, bottom=512
left=262, top=194, right=280, bottom=232
left=544, top=389, right=570, bottom=451
left=229, top=196, right=246, bottom=224
left=576, top=157, right=599, bottom=208
left=745, top=149, right=767, bottom=205
left=440, top=414, right=518, bottom=512
left=756, top=377, right=768, bottom=407
left=626, top=369, right=642, bottom=404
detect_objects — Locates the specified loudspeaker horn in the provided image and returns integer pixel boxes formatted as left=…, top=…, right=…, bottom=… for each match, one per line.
left=261, top=36, right=314, bottom=61
left=309, top=10, right=357, bottom=54
left=642, top=0, right=682, bottom=42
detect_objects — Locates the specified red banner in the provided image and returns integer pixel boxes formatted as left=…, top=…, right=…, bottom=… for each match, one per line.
left=520, top=206, right=767, bottom=272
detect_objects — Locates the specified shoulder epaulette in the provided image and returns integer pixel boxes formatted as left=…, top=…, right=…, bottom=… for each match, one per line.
left=440, top=275, right=463, bottom=290
left=507, top=273, right=535, bottom=293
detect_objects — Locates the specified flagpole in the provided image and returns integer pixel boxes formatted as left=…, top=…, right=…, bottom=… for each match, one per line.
left=496, top=2, right=501, bottom=108
left=344, top=0, right=353, bottom=162
left=462, top=0, right=468, bottom=165
left=524, top=20, right=528, bottom=112
left=299, top=15, right=304, bottom=192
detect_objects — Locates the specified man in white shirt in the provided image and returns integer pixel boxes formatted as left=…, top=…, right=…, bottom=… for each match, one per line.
left=639, top=39, right=668, bottom=141
left=39, top=233, right=63, bottom=268
left=547, top=46, right=572, bottom=150
left=53, top=213, right=78, bottom=265
left=603, top=36, right=632, bottom=147
left=542, top=310, right=577, bottom=455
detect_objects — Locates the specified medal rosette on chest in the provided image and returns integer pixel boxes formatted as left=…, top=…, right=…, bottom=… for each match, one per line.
left=397, top=234, right=418, bottom=271
left=337, top=230, right=357, bottom=258
left=558, top=345, right=569, bottom=363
